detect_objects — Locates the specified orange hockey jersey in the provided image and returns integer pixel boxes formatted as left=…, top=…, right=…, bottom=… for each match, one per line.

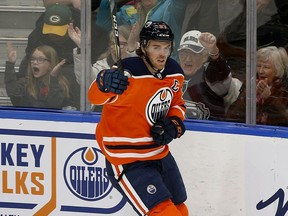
left=88, top=57, right=186, bottom=165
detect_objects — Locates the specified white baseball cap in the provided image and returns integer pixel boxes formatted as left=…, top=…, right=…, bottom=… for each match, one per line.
left=178, top=30, right=204, bottom=53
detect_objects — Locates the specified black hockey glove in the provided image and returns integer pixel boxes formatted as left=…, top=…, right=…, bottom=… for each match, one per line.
left=96, top=69, right=129, bottom=94
left=151, top=116, right=186, bottom=146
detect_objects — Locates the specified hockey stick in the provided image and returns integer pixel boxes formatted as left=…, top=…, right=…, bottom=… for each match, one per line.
left=109, top=0, right=124, bottom=74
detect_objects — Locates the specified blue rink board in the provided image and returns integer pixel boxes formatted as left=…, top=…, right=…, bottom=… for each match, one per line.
left=0, top=107, right=288, bottom=139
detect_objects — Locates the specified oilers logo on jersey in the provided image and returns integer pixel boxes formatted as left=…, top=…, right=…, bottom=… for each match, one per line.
left=146, top=87, right=173, bottom=125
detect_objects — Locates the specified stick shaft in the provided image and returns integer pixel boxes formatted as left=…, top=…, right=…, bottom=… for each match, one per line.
left=109, top=0, right=124, bottom=73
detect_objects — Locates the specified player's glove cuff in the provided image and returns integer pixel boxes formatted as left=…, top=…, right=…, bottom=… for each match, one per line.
left=96, top=70, right=109, bottom=93
left=151, top=116, right=185, bottom=146
left=169, top=116, right=186, bottom=138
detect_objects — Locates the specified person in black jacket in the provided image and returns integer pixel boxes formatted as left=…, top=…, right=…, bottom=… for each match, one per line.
left=15, top=3, right=80, bottom=109
left=20, top=3, right=82, bottom=73
left=16, top=3, right=109, bottom=109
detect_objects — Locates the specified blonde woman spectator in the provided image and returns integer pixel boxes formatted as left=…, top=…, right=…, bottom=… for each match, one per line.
left=226, top=46, right=288, bottom=126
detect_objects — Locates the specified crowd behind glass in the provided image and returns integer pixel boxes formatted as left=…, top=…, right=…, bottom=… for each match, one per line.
left=2, top=0, right=288, bottom=127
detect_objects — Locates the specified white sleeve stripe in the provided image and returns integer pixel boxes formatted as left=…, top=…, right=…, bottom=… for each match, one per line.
left=172, top=105, right=186, bottom=118
left=103, top=144, right=166, bottom=159
left=103, top=136, right=154, bottom=143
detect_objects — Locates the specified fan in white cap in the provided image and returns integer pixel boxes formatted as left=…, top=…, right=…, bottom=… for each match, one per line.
left=178, top=30, right=205, bottom=53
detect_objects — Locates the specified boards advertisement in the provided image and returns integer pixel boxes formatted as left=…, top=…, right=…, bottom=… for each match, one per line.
left=0, top=118, right=135, bottom=215
left=1, top=116, right=288, bottom=216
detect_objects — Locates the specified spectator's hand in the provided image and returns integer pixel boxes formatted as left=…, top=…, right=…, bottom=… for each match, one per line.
left=256, top=0, right=271, bottom=13
left=127, top=22, right=140, bottom=52
left=136, top=3, right=146, bottom=26
left=257, top=78, right=271, bottom=100
left=71, top=0, right=81, bottom=10
left=68, top=23, right=81, bottom=48
left=199, top=32, right=219, bottom=56
left=50, top=59, right=66, bottom=77
left=6, top=42, right=16, bottom=63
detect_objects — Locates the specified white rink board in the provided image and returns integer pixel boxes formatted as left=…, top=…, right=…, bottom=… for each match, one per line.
left=0, top=117, right=288, bottom=216
left=170, top=132, right=246, bottom=216
left=171, top=131, right=288, bottom=216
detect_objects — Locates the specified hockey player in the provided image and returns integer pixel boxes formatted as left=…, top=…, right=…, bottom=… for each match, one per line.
left=88, top=20, right=188, bottom=216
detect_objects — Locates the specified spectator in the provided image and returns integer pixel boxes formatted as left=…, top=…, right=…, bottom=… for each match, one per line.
left=5, top=43, right=76, bottom=109
left=228, top=0, right=274, bottom=40
left=19, top=3, right=108, bottom=76
left=220, top=0, right=280, bottom=52
left=257, top=0, right=288, bottom=51
left=42, top=0, right=101, bottom=13
left=179, top=30, right=242, bottom=120
left=180, top=0, right=221, bottom=38
left=96, top=0, right=189, bottom=59
left=96, top=0, right=138, bottom=30
left=226, top=46, right=288, bottom=126
left=69, top=22, right=139, bottom=112
left=219, top=0, right=278, bottom=101
left=16, top=3, right=109, bottom=109
left=275, top=0, right=288, bottom=25
left=13, top=3, right=81, bottom=109
left=218, top=0, right=287, bottom=96
left=20, top=3, right=80, bottom=73
left=42, top=0, right=81, bottom=10
left=38, top=0, right=108, bottom=62
left=180, top=0, right=259, bottom=38
left=69, top=23, right=139, bottom=84
left=92, top=24, right=139, bottom=80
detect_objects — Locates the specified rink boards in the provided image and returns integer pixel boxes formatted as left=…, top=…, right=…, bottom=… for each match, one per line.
left=0, top=109, right=288, bottom=216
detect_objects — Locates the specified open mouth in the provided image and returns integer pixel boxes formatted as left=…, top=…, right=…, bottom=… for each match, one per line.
left=33, top=67, right=40, bottom=72
left=32, top=67, right=41, bottom=76
left=184, top=63, right=193, bottom=69
left=259, top=76, right=266, bottom=80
